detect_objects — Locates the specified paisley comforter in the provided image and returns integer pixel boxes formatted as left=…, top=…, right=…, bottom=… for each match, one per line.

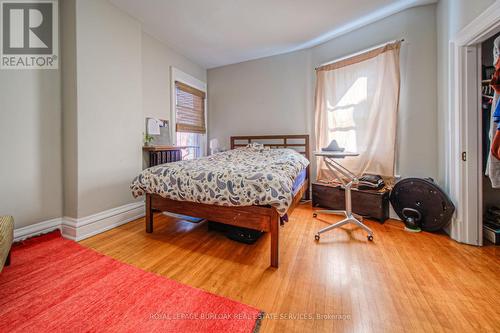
left=130, top=145, right=309, bottom=216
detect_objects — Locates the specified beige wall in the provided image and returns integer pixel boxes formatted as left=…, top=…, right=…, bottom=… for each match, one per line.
left=73, top=0, right=143, bottom=217
left=0, top=11, right=62, bottom=228
left=142, top=33, right=206, bottom=122
left=208, top=49, right=311, bottom=142
left=61, top=0, right=78, bottom=218
left=311, top=4, right=438, bottom=180
left=208, top=5, right=438, bottom=180
left=35, top=0, right=208, bottom=225
left=74, top=2, right=207, bottom=218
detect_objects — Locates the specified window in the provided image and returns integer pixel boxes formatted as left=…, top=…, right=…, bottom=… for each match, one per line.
left=176, top=131, right=202, bottom=160
left=175, top=81, right=206, bottom=159
left=314, top=41, right=401, bottom=178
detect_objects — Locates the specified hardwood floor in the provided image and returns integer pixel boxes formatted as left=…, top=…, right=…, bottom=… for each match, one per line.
left=80, top=203, right=500, bottom=332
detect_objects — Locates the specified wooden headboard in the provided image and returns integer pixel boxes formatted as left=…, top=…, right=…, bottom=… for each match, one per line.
left=230, top=135, right=310, bottom=161
left=230, top=135, right=311, bottom=200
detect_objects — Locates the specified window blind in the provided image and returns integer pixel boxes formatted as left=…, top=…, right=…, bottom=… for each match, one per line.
left=175, top=81, right=206, bottom=134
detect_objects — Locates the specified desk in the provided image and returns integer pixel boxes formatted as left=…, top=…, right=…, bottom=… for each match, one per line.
left=313, top=151, right=374, bottom=241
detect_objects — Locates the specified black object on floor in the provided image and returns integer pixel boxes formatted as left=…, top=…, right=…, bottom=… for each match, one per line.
left=401, top=208, right=422, bottom=232
left=390, top=178, right=455, bottom=232
left=208, top=221, right=263, bottom=244
left=484, top=206, right=500, bottom=244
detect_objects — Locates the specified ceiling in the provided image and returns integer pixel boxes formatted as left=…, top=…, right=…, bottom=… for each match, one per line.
left=110, top=0, right=436, bottom=69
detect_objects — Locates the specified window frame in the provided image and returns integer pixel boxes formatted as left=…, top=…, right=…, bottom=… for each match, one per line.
left=170, top=67, right=207, bottom=157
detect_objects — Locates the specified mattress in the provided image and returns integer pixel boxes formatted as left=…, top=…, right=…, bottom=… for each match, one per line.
left=292, top=169, right=307, bottom=195
left=131, top=144, right=309, bottom=216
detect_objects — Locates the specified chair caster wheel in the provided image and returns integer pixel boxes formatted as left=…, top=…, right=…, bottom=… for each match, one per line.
left=313, top=213, right=317, bottom=218
left=367, top=235, right=374, bottom=241
left=315, top=234, right=320, bottom=241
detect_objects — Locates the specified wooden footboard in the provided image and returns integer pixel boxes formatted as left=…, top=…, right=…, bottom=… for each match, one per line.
left=145, top=181, right=307, bottom=268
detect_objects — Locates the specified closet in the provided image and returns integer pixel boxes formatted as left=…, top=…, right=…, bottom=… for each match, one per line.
left=481, top=33, right=500, bottom=244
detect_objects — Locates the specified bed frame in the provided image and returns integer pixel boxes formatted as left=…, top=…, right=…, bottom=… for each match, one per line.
left=145, top=134, right=310, bottom=268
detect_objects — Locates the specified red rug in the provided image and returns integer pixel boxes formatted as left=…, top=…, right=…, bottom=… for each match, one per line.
left=0, top=231, right=262, bottom=332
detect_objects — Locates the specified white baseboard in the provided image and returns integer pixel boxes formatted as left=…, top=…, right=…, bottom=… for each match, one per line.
left=61, top=202, right=145, bottom=241
left=13, top=202, right=145, bottom=242
left=14, top=217, right=63, bottom=242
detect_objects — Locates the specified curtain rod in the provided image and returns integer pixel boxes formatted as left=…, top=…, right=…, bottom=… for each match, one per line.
left=315, top=38, right=405, bottom=70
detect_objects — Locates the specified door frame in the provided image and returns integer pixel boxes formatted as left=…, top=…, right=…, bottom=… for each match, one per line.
left=448, top=1, right=500, bottom=245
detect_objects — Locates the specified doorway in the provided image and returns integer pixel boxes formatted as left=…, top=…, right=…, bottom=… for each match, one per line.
left=480, top=33, right=500, bottom=245
left=449, top=2, right=500, bottom=246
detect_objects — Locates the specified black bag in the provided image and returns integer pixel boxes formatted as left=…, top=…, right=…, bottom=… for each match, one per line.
left=208, top=221, right=263, bottom=244
left=357, top=174, right=385, bottom=190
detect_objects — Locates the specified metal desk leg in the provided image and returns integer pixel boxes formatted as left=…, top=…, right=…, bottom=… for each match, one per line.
left=312, top=210, right=346, bottom=218
left=313, top=157, right=374, bottom=242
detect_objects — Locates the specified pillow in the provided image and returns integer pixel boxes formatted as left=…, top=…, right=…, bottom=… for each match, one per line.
left=246, top=142, right=266, bottom=151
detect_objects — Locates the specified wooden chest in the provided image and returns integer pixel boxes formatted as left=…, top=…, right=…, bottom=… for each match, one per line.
left=312, top=182, right=389, bottom=222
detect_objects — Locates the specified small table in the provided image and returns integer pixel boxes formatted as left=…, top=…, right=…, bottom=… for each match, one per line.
left=313, top=151, right=374, bottom=241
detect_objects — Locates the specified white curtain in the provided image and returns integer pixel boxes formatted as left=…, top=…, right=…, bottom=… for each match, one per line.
left=314, top=42, right=401, bottom=179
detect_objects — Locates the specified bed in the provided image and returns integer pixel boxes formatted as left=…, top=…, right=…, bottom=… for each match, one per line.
left=131, top=135, right=310, bottom=268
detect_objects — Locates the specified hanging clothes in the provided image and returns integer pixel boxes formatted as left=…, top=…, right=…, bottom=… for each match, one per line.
left=486, top=36, right=500, bottom=188
left=491, top=58, right=500, bottom=159
left=492, top=101, right=500, bottom=159
left=482, top=96, right=492, bottom=172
